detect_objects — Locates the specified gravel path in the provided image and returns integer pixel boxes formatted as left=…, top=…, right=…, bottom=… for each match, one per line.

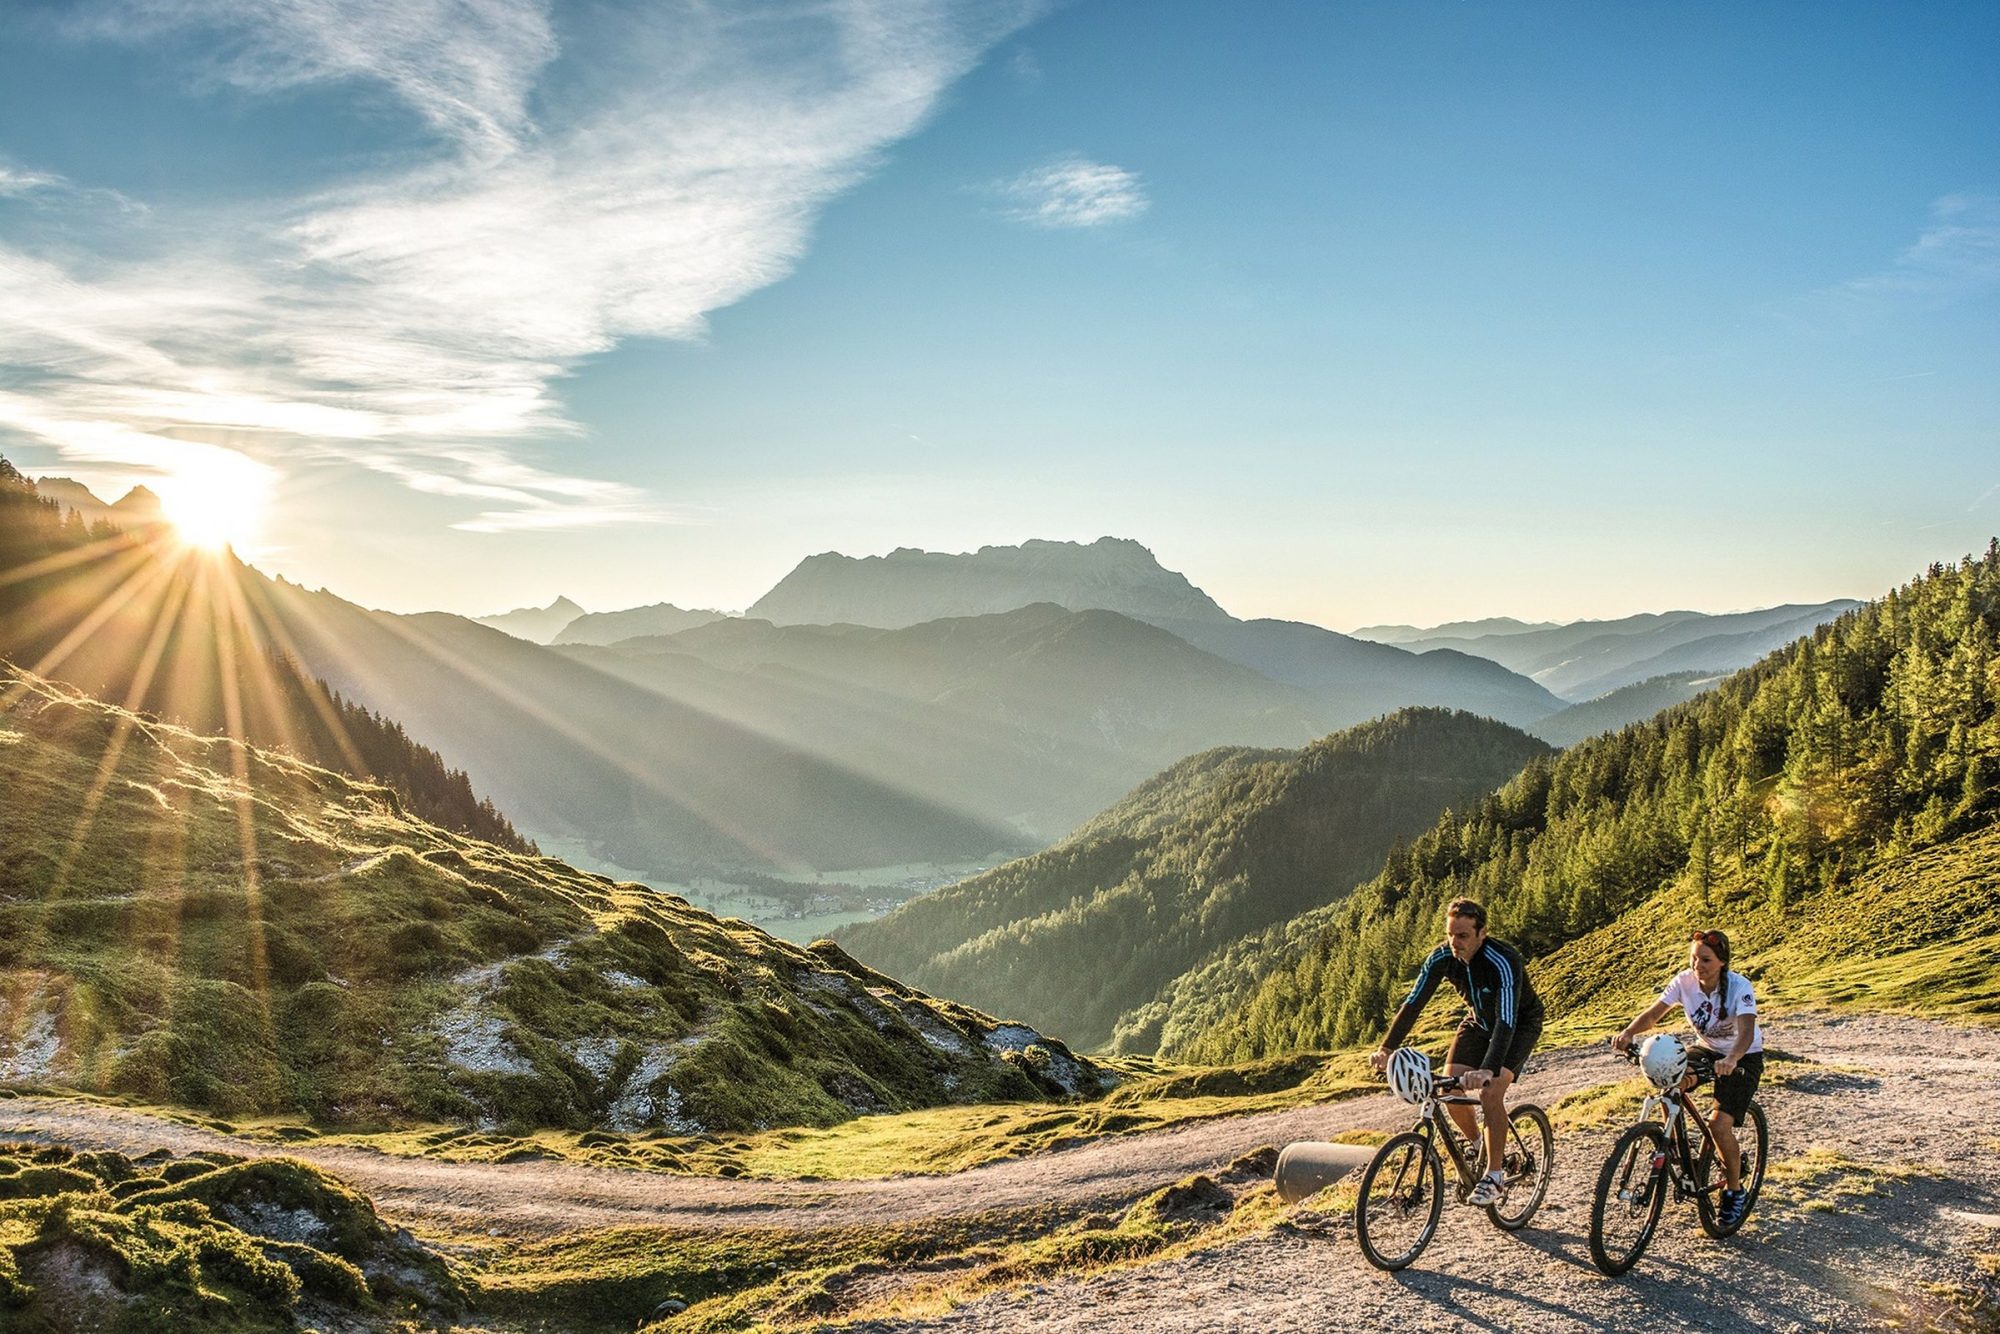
left=861, top=1011, right=2000, bottom=1333
left=5, top=1011, right=1998, bottom=1331
left=0, top=1039, right=1621, bottom=1236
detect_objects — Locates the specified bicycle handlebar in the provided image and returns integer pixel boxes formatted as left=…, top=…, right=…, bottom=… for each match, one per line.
left=1610, top=1041, right=1718, bottom=1078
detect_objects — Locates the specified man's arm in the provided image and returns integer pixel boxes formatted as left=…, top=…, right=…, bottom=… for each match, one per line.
left=1474, top=948, right=1521, bottom=1076
left=1372, top=949, right=1448, bottom=1069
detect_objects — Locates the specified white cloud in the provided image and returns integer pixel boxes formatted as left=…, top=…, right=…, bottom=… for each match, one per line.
left=0, top=165, right=64, bottom=198
left=82, top=0, right=558, bottom=157
left=0, top=1, right=1043, bottom=532
left=994, top=155, right=1147, bottom=229
left=1834, top=193, right=2000, bottom=305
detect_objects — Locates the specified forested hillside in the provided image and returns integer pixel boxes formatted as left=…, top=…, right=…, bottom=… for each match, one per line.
left=838, top=709, right=1549, bottom=1052
left=1, top=458, right=530, bottom=851
left=1177, top=546, right=2000, bottom=1061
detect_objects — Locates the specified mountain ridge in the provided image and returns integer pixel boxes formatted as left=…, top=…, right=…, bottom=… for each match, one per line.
left=835, top=708, right=1551, bottom=1052
left=747, top=536, right=1234, bottom=628
left=473, top=595, right=585, bottom=643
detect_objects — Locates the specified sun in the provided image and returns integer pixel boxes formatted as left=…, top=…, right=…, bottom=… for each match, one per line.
left=155, top=457, right=273, bottom=553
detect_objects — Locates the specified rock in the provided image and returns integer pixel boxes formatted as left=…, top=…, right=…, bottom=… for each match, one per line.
left=648, top=1296, right=690, bottom=1321
left=1222, top=1146, right=1279, bottom=1180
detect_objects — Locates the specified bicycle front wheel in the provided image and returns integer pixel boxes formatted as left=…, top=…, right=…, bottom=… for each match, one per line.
left=1696, top=1099, right=1768, bottom=1239
left=1356, top=1130, right=1445, bottom=1271
left=1590, top=1123, right=1666, bottom=1276
left=1486, top=1102, right=1554, bottom=1232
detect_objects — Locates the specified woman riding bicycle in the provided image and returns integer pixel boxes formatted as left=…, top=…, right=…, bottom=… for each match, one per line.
left=1610, top=929, right=1763, bottom=1228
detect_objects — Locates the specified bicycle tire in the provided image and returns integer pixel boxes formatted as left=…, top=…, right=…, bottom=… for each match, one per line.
left=1590, top=1122, right=1666, bottom=1276
left=1695, top=1099, right=1768, bottom=1239
left=1486, top=1103, right=1554, bottom=1232
left=1356, top=1130, right=1445, bottom=1272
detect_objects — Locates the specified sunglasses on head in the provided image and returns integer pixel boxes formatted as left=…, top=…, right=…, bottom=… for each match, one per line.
left=1690, top=930, right=1726, bottom=950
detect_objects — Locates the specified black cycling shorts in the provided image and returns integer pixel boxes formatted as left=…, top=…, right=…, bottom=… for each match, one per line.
left=1447, top=1012, right=1542, bottom=1078
left=1708, top=1052, right=1764, bottom=1121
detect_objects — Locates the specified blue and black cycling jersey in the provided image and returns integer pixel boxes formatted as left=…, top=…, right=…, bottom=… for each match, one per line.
left=1380, top=938, right=1544, bottom=1074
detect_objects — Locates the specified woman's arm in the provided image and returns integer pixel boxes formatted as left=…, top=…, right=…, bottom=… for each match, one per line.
left=1612, top=1001, right=1672, bottom=1051
left=1716, top=1006, right=1756, bottom=1076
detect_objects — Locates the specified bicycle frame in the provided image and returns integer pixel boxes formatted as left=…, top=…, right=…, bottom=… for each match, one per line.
left=1635, top=1073, right=1729, bottom=1204
left=1407, top=1081, right=1495, bottom=1201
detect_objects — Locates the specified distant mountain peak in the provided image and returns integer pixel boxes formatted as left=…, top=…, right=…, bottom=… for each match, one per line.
left=31, top=476, right=165, bottom=529
left=748, top=536, right=1233, bottom=629
left=471, top=594, right=587, bottom=643
left=111, top=485, right=164, bottom=521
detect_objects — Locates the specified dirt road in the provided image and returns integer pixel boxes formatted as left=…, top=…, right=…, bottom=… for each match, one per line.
left=0, top=1034, right=1620, bottom=1236
left=864, top=1011, right=2000, bottom=1333
left=6, top=1011, right=1999, bottom=1330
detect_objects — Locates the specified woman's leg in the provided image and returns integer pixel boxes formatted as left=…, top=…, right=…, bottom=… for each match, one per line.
left=1712, top=1107, right=1741, bottom=1190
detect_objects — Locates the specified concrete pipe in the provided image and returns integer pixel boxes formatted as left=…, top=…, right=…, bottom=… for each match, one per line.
left=1274, top=1141, right=1376, bottom=1204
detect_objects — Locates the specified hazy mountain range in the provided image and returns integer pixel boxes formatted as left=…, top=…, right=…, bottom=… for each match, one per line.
left=1353, top=602, right=1860, bottom=701
left=552, top=602, right=728, bottom=645
left=14, top=474, right=1865, bottom=887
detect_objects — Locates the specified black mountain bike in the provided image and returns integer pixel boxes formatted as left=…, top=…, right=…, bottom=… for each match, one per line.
left=1354, top=1070, right=1555, bottom=1271
left=1589, top=1047, right=1768, bottom=1276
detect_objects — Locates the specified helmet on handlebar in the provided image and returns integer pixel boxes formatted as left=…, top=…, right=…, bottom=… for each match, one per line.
left=1387, top=1046, right=1432, bottom=1104
left=1639, top=1033, right=1688, bottom=1089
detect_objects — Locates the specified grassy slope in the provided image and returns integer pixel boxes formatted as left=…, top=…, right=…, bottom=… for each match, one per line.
left=838, top=709, right=1549, bottom=1053
left=1531, top=820, right=2000, bottom=1042
left=0, top=667, right=1096, bottom=1135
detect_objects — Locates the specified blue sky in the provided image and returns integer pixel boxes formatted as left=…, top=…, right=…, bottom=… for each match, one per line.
left=1, top=1, right=1995, bottom=628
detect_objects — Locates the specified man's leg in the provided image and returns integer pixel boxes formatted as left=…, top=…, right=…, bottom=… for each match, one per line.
left=1440, top=1064, right=1480, bottom=1148
left=1479, top=1068, right=1516, bottom=1178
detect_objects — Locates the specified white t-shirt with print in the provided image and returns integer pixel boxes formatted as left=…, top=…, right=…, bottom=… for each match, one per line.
left=1658, top=968, right=1762, bottom=1056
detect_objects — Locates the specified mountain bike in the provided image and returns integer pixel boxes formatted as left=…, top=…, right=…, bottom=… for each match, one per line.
left=1588, top=1047, right=1768, bottom=1276
left=1353, top=1070, right=1555, bottom=1271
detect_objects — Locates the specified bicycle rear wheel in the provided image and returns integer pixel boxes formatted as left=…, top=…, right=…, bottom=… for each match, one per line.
left=1590, top=1123, right=1666, bottom=1276
left=1486, top=1103, right=1554, bottom=1232
left=1696, top=1099, right=1768, bottom=1239
left=1356, top=1130, right=1445, bottom=1271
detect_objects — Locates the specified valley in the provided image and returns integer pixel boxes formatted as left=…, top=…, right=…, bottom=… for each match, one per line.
left=4, top=459, right=1997, bottom=1329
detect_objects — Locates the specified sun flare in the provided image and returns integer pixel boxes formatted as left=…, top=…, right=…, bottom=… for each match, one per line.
left=155, top=458, right=272, bottom=553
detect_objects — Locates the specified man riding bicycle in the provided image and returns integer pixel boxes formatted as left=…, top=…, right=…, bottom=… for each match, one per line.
left=1611, top=928, right=1763, bottom=1228
left=1371, top=898, right=1545, bottom=1206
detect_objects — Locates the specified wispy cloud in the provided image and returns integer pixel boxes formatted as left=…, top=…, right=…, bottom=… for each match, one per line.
left=0, top=165, right=64, bottom=198
left=993, top=155, right=1148, bottom=229
left=1831, top=194, right=2000, bottom=307
left=79, top=0, right=558, bottom=158
left=1, top=1, right=1042, bottom=531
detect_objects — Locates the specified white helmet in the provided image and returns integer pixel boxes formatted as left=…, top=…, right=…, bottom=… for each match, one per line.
left=1640, top=1033, right=1688, bottom=1089
left=1387, top=1046, right=1432, bottom=1104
